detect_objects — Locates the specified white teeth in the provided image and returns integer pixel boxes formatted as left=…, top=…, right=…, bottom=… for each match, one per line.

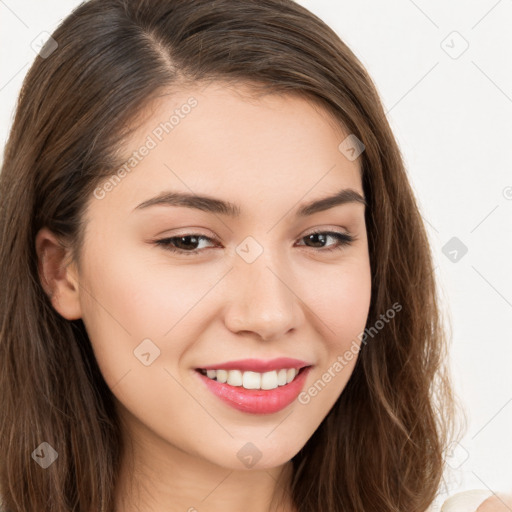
left=261, top=370, right=278, bottom=390
left=216, top=369, right=228, bottom=383
left=227, top=369, right=242, bottom=386
left=242, top=371, right=261, bottom=389
left=201, top=368, right=300, bottom=390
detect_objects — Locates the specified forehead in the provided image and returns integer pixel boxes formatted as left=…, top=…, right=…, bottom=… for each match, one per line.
left=89, top=82, right=364, bottom=220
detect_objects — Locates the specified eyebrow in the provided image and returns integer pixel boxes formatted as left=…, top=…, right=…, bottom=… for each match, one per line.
left=132, top=187, right=367, bottom=217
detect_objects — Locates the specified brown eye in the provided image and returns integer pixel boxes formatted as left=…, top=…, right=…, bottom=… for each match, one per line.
left=155, top=234, right=217, bottom=256
left=297, top=230, right=354, bottom=252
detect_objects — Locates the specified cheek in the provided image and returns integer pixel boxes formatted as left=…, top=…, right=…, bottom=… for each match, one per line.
left=80, top=241, right=216, bottom=335
left=293, top=260, right=371, bottom=430
left=77, top=241, right=228, bottom=382
left=295, top=254, right=371, bottom=400
left=298, top=253, right=372, bottom=347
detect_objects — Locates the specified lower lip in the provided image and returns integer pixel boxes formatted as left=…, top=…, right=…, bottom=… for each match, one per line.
left=195, top=366, right=312, bottom=415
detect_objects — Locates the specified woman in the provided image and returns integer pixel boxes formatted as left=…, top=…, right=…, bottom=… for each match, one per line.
left=0, top=0, right=476, bottom=510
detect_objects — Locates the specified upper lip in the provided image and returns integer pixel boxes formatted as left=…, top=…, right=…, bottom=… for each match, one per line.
left=197, top=358, right=313, bottom=372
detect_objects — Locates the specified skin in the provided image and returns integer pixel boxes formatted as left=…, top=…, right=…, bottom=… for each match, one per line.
left=36, top=82, right=372, bottom=512
left=477, top=493, right=512, bottom=511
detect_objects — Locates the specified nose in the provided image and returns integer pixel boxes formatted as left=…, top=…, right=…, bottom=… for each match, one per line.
left=223, top=252, right=303, bottom=342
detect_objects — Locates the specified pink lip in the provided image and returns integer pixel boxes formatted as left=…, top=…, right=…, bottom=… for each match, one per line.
left=195, top=366, right=312, bottom=415
left=197, top=357, right=311, bottom=372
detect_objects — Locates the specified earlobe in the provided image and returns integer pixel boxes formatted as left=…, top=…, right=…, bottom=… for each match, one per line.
left=35, top=227, right=82, bottom=320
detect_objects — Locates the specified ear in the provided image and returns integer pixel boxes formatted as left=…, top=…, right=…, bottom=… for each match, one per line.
left=35, top=227, right=82, bottom=320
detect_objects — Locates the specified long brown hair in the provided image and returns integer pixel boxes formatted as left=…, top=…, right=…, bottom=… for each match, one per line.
left=0, top=0, right=464, bottom=510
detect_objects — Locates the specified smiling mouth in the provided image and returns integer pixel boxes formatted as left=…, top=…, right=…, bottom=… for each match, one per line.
left=195, top=366, right=310, bottom=391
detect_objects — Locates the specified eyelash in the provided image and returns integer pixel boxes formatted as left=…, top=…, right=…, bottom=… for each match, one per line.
left=154, top=229, right=355, bottom=257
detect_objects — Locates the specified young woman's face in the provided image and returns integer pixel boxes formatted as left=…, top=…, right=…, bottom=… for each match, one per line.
left=66, top=82, right=371, bottom=470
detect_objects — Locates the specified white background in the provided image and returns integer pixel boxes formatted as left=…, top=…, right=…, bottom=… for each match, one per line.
left=1, top=1, right=511, bottom=508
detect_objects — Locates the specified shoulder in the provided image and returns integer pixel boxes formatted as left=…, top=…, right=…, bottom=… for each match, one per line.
left=475, top=493, right=512, bottom=512
left=440, top=490, right=512, bottom=512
